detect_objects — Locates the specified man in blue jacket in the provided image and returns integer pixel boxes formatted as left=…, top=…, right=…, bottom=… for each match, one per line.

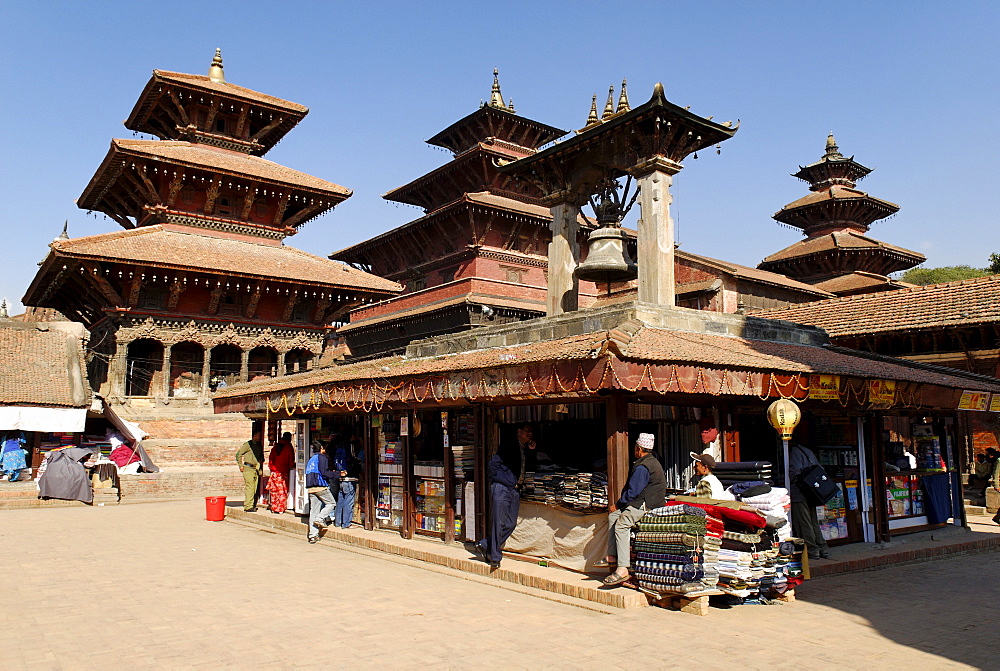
left=472, top=424, right=537, bottom=568
left=305, top=444, right=339, bottom=544
left=601, top=432, right=666, bottom=587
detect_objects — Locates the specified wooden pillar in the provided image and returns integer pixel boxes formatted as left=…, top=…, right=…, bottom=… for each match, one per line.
left=443, top=410, right=456, bottom=544
left=868, top=411, right=891, bottom=543
left=544, top=196, right=581, bottom=316
left=606, top=394, right=629, bottom=508
left=239, top=348, right=250, bottom=384
left=161, top=343, right=173, bottom=400
left=362, top=414, right=375, bottom=531
left=474, top=404, right=493, bottom=543
left=402, top=410, right=415, bottom=540
left=276, top=349, right=287, bottom=377
left=632, top=157, right=682, bottom=306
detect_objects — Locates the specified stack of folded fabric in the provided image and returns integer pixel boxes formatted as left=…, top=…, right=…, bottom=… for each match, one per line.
left=630, top=503, right=723, bottom=597
left=739, top=487, right=792, bottom=541
left=520, top=469, right=607, bottom=512
left=713, top=461, right=773, bottom=487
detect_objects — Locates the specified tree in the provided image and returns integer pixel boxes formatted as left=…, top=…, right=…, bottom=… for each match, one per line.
left=989, top=253, right=1000, bottom=275
left=901, top=265, right=988, bottom=285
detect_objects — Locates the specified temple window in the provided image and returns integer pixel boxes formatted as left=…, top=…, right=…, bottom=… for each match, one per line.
left=215, top=117, right=227, bottom=134
left=501, top=266, right=526, bottom=284
left=291, top=302, right=312, bottom=323
left=138, top=286, right=166, bottom=310
left=218, top=292, right=243, bottom=316
left=440, top=269, right=455, bottom=284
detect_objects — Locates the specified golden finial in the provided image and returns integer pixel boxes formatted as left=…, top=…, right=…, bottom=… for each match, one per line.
left=617, top=79, right=630, bottom=113
left=587, top=94, right=599, bottom=125
left=489, top=68, right=506, bottom=109
left=602, top=85, right=615, bottom=119
left=507, top=98, right=515, bottom=114
left=0, top=299, right=8, bottom=320
left=208, top=48, right=226, bottom=83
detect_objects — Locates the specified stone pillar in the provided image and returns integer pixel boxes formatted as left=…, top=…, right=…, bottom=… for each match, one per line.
left=109, top=339, right=128, bottom=400
left=545, top=197, right=582, bottom=316
left=239, top=349, right=250, bottom=384
left=200, top=346, right=212, bottom=397
left=632, top=157, right=682, bottom=306
left=276, top=348, right=288, bottom=377
left=162, top=343, right=173, bottom=401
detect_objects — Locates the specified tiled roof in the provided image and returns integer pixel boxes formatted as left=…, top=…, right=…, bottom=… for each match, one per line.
left=47, top=226, right=401, bottom=293
left=676, top=250, right=834, bottom=296
left=216, top=320, right=1000, bottom=399
left=775, top=185, right=899, bottom=215
left=762, top=230, right=924, bottom=264
left=752, top=275, right=1000, bottom=336
left=810, top=272, right=913, bottom=294
left=0, top=322, right=91, bottom=408
left=78, top=139, right=351, bottom=203
left=150, top=71, right=308, bottom=112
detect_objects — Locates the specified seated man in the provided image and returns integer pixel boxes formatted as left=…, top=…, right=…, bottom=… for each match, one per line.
left=688, top=452, right=724, bottom=499
left=600, top=433, right=666, bottom=587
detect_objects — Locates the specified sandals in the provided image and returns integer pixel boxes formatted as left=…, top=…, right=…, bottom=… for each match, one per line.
left=602, top=572, right=629, bottom=587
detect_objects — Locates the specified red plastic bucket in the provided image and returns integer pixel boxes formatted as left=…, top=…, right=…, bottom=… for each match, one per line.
left=205, top=496, right=227, bottom=521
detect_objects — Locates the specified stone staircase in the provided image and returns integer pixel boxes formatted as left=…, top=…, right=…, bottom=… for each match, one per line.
left=0, top=481, right=123, bottom=509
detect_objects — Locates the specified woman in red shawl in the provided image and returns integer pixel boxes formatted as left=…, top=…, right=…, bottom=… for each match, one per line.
left=267, top=432, right=295, bottom=514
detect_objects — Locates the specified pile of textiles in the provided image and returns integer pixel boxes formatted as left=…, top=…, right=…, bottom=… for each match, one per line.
left=681, top=500, right=799, bottom=602
left=713, top=461, right=772, bottom=487
left=520, top=469, right=607, bottom=512
left=630, top=503, right=723, bottom=596
left=738, top=486, right=792, bottom=541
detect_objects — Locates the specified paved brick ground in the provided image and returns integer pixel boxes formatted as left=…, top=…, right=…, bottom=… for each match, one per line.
left=1, top=499, right=993, bottom=669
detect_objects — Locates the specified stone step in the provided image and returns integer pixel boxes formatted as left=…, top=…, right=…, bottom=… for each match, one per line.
left=226, top=506, right=648, bottom=611
left=965, top=504, right=987, bottom=516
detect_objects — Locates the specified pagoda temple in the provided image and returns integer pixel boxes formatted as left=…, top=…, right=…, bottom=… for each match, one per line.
left=23, top=50, right=399, bottom=467
left=332, top=71, right=606, bottom=358
left=758, top=134, right=924, bottom=295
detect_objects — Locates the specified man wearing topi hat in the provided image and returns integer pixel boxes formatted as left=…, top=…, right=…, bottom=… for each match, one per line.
left=688, top=452, right=724, bottom=499
left=599, top=432, right=666, bottom=587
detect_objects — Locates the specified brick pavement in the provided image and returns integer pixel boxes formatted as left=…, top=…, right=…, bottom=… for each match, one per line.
left=1, top=499, right=994, bottom=669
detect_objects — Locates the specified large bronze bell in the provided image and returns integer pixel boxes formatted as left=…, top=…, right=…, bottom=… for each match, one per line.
left=575, top=226, right=638, bottom=283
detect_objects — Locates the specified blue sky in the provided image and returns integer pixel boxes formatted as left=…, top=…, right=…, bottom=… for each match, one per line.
left=2, top=1, right=998, bottom=312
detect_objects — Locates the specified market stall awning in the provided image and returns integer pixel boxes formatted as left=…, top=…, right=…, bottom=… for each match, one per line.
left=214, top=310, right=1000, bottom=416
left=0, top=406, right=87, bottom=432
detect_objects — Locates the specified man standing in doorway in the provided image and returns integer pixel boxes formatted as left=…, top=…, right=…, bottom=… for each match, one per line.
left=235, top=427, right=264, bottom=512
left=789, top=443, right=831, bottom=559
left=600, top=432, right=666, bottom=587
left=473, top=423, right=536, bottom=569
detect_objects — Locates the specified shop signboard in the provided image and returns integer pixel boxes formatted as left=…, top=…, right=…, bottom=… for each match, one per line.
left=868, top=379, right=896, bottom=404
left=958, top=390, right=990, bottom=411
left=990, top=394, right=1000, bottom=413
left=809, top=374, right=841, bottom=400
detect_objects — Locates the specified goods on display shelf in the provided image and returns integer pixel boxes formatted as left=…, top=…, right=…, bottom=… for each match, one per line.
left=519, top=468, right=608, bottom=511
left=817, top=484, right=849, bottom=541
left=631, top=503, right=722, bottom=597
left=886, top=474, right=925, bottom=518
left=376, top=474, right=405, bottom=528
left=451, top=445, right=474, bottom=476
left=712, top=461, right=773, bottom=487
left=413, top=462, right=445, bottom=477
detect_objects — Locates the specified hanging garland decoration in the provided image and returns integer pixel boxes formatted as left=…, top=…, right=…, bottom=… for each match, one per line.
left=258, top=356, right=831, bottom=417
left=237, top=352, right=946, bottom=419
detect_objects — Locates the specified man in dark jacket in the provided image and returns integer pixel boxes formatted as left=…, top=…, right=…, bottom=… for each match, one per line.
left=602, top=433, right=667, bottom=586
left=789, top=443, right=831, bottom=559
left=473, top=423, right=536, bottom=568
left=305, top=444, right=339, bottom=544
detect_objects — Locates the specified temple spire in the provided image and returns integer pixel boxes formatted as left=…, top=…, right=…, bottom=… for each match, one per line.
left=824, top=131, right=842, bottom=159
left=587, top=94, right=599, bottom=125
left=208, top=48, right=225, bottom=83
left=616, top=79, right=630, bottom=113
left=601, top=85, right=615, bottom=119
left=0, top=299, right=8, bottom=320
left=58, top=220, right=69, bottom=241
left=488, top=68, right=506, bottom=109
